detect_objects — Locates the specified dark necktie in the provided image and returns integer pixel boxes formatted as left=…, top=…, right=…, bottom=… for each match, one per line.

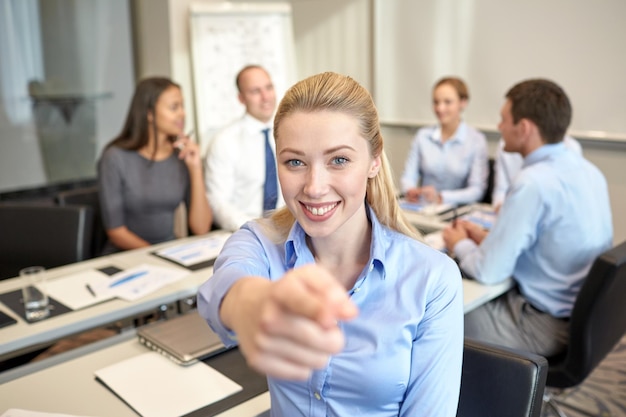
left=262, top=128, right=278, bottom=212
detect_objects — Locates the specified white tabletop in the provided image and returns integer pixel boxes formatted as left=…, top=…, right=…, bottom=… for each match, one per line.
left=0, top=278, right=511, bottom=417
left=0, top=331, right=271, bottom=417
left=462, top=278, right=513, bottom=314
left=0, top=233, right=229, bottom=361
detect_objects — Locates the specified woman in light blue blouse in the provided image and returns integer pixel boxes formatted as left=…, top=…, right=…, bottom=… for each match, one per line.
left=198, top=72, right=463, bottom=416
left=401, top=77, right=488, bottom=205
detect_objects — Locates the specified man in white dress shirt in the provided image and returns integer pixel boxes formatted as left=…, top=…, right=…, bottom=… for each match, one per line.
left=204, top=65, right=284, bottom=231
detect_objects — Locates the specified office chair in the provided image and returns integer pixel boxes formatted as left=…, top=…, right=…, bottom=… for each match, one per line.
left=480, top=158, right=495, bottom=204
left=457, top=338, right=548, bottom=417
left=0, top=204, right=93, bottom=280
left=543, top=241, right=626, bottom=417
left=55, top=186, right=107, bottom=258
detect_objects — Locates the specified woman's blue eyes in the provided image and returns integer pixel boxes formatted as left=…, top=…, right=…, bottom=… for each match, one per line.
left=285, top=157, right=349, bottom=167
left=287, top=159, right=303, bottom=167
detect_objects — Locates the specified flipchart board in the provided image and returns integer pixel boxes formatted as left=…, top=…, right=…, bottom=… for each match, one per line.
left=189, top=2, right=297, bottom=151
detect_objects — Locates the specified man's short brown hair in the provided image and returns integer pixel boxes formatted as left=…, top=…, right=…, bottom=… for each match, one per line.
left=505, top=79, right=572, bottom=144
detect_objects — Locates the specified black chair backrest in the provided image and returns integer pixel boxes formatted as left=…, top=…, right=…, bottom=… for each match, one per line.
left=457, top=338, right=548, bottom=417
left=0, top=204, right=93, bottom=280
left=547, top=241, right=626, bottom=388
left=55, top=186, right=107, bottom=258
left=480, top=158, right=495, bottom=204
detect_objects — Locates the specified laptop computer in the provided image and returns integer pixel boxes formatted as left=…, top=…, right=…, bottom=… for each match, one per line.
left=137, top=312, right=231, bottom=366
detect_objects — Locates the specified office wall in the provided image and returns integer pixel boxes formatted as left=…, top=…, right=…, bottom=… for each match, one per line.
left=374, top=0, right=626, bottom=142
left=132, top=0, right=371, bottom=149
left=133, top=0, right=625, bottom=245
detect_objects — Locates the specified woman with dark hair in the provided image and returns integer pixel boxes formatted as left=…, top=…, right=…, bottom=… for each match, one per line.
left=97, top=77, right=211, bottom=254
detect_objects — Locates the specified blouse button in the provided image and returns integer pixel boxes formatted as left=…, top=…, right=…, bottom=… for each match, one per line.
left=314, top=392, right=321, bottom=400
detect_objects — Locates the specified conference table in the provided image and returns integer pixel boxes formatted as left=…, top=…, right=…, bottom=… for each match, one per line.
left=0, top=209, right=513, bottom=416
left=0, top=231, right=232, bottom=363
left=0, top=202, right=488, bottom=361
left=0, top=203, right=492, bottom=365
left=0, top=276, right=512, bottom=417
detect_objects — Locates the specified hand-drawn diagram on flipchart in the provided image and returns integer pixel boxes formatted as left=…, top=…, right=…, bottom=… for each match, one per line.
left=189, top=2, right=296, bottom=148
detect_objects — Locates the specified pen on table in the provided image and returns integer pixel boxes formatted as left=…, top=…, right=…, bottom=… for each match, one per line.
left=109, top=270, right=149, bottom=288
left=85, top=284, right=96, bottom=297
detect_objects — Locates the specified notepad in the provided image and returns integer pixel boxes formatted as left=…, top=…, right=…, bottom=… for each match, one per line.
left=95, top=351, right=242, bottom=417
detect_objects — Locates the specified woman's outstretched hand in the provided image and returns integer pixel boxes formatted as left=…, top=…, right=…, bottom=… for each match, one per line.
left=220, top=264, right=359, bottom=380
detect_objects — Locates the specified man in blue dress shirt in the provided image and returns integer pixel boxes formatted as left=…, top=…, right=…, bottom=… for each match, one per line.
left=443, top=79, right=613, bottom=357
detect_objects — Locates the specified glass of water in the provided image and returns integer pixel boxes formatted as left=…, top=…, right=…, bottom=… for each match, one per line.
left=20, top=266, right=50, bottom=322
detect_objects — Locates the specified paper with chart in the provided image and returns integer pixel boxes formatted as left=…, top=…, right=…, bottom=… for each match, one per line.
left=86, top=264, right=188, bottom=302
left=154, top=233, right=231, bottom=267
left=461, top=207, right=497, bottom=230
left=399, top=198, right=453, bottom=216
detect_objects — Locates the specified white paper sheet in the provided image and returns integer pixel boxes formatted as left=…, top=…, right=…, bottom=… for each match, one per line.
left=45, top=269, right=115, bottom=310
left=424, top=231, right=446, bottom=252
left=94, top=352, right=242, bottom=417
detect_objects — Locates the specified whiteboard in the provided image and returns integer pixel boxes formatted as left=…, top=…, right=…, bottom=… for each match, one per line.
left=374, top=0, right=626, bottom=141
left=189, top=2, right=297, bottom=148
